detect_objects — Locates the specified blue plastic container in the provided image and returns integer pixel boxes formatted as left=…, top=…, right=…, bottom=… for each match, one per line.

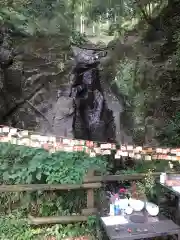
left=114, top=202, right=120, bottom=215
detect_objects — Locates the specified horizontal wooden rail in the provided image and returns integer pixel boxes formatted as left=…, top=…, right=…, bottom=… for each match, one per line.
left=0, top=172, right=177, bottom=192
left=0, top=182, right=102, bottom=192
left=84, top=171, right=177, bottom=183
left=28, top=215, right=89, bottom=225
left=81, top=208, right=97, bottom=215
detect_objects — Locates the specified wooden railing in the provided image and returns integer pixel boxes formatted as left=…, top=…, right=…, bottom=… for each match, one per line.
left=0, top=171, right=177, bottom=225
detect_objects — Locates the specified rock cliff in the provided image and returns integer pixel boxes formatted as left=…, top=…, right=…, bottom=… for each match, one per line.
left=0, top=34, right=126, bottom=143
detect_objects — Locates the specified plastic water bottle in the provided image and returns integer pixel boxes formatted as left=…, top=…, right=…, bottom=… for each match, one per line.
left=114, top=198, right=120, bottom=215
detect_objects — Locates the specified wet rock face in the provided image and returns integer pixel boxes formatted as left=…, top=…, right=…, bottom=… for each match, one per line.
left=0, top=27, right=14, bottom=123
left=0, top=27, right=14, bottom=69
left=70, top=46, right=116, bottom=142
left=0, top=32, right=124, bottom=143
left=0, top=33, right=71, bottom=132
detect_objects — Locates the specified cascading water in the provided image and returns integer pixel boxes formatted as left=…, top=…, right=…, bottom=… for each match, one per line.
left=70, top=46, right=116, bottom=142
left=0, top=28, right=124, bottom=145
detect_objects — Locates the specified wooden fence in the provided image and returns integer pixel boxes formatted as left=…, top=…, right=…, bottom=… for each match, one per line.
left=0, top=171, right=177, bottom=225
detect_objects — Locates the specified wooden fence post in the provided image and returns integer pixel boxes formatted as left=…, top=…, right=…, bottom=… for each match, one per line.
left=86, top=170, right=95, bottom=209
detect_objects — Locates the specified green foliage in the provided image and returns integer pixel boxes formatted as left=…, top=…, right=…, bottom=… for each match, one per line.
left=0, top=145, right=100, bottom=240
left=0, top=0, right=166, bottom=38
left=157, top=112, right=180, bottom=147
left=114, top=58, right=136, bottom=99
left=108, top=22, right=124, bottom=37
left=118, top=159, right=170, bottom=174
left=70, top=30, right=88, bottom=45
left=112, top=58, right=145, bottom=138
left=0, top=213, right=96, bottom=240
left=135, top=169, right=156, bottom=201
left=0, top=143, right=106, bottom=217
left=0, top=0, right=71, bottom=36
left=0, top=143, right=106, bottom=185
left=0, top=214, right=34, bottom=240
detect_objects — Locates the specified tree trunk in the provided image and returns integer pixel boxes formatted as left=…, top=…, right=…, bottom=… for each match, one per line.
left=92, top=24, right=95, bottom=35
left=80, top=2, right=84, bottom=33
left=71, top=0, right=76, bottom=30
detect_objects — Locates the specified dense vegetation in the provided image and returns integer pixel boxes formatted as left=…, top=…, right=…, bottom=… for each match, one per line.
left=0, top=142, right=175, bottom=239
left=0, top=143, right=106, bottom=239
left=0, top=0, right=167, bottom=36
